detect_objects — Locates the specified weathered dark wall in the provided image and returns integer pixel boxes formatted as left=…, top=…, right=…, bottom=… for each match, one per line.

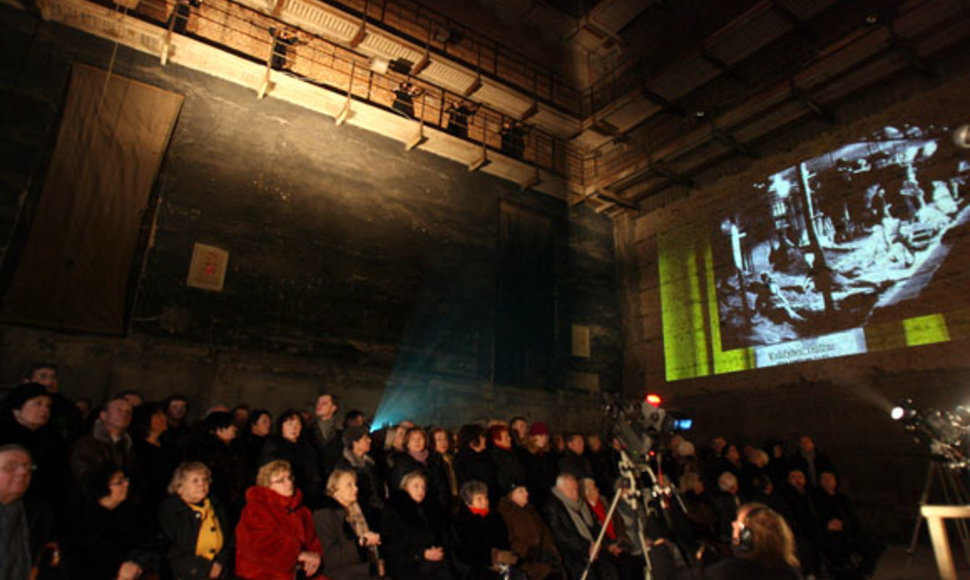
left=0, top=8, right=620, bottom=427
left=617, top=48, right=970, bottom=538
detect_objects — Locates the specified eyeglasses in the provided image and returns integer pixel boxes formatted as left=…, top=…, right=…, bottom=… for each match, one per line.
left=0, top=462, right=35, bottom=473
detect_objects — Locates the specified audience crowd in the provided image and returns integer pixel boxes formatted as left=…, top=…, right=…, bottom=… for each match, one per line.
left=1, top=362, right=882, bottom=579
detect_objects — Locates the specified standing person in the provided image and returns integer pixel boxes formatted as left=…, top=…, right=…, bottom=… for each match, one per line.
left=648, top=504, right=802, bottom=579
left=130, top=402, right=174, bottom=517
left=508, top=418, right=529, bottom=450
left=243, top=410, right=272, bottom=484
left=430, top=427, right=457, bottom=503
left=557, top=434, right=593, bottom=481
left=160, top=395, right=191, bottom=458
left=310, top=394, right=343, bottom=479
left=235, top=460, right=323, bottom=579
left=158, top=462, right=234, bottom=579
left=69, top=396, right=139, bottom=502
left=313, top=468, right=382, bottom=580
left=185, top=411, right=248, bottom=524
left=260, top=410, right=324, bottom=508
left=380, top=471, right=452, bottom=580
left=445, top=101, right=478, bottom=139
left=489, top=425, right=525, bottom=500
left=789, top=436, right=836, bottom=488
left=269, top=27, right=300, bottom=71
left=454, top=424, right=498, bottom=499
left=392, top=81, right=423, bottom=119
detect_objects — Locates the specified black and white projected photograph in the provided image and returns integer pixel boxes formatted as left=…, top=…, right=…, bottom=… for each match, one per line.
left=712, top=125, right=970, bottom=352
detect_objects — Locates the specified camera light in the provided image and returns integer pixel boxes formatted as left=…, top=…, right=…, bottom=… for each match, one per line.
left=645, top=394, right=662, bottom=407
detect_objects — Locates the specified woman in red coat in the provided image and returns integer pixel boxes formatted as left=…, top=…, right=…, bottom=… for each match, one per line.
left=235, top=459, right=326, bottom=580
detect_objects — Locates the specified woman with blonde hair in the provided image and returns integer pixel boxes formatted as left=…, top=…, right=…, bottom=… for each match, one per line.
left=380, top=471, right=453, bottom=580
left=158, top=461, right=234, bottom=579
left=235, top=460, right=324, bottom=579
left=313, top=468, right=382, bottom=580
left=649, top=503, right=801, bottom=579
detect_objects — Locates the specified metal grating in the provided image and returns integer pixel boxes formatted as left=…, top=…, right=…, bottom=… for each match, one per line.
left=419, top=61, right=477, bottom=94
left=283, top=0, right=359, bottom=43
left=357, top=32, right=423, bottom=63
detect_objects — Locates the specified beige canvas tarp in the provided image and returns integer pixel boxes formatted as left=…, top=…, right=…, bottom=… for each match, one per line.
left=1, top=63, right=183, bottom=333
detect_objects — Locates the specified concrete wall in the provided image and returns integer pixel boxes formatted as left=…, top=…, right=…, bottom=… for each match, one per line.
left=0, top=8, right=620, bottom=430
left=616, top=49, right=970, bottom=537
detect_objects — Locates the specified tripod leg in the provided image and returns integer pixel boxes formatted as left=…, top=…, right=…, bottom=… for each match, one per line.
left=908, top=463, right=936, bottom=555
left=939, top=468, right=970, bottom=568
left=580, top=488, right=625, bottom=580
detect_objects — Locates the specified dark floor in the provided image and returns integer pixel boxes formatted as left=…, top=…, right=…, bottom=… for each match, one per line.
left=872, top=544, right=969, bottom=579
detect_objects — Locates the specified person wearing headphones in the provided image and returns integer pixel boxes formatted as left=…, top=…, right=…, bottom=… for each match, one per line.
left=648, top=503, right=803, bottom=579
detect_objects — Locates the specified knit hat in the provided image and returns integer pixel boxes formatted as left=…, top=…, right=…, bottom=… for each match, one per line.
left=343, top=424, right=370, bottom=446
left=528, top=422, right=549, bottom=436
left=3, top=383, right=50, bottom=411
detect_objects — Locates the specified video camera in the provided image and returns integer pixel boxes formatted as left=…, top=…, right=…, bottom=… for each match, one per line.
left=606, top=394, right=692, bottom=461
left=891, top=399, right=970, bottom=469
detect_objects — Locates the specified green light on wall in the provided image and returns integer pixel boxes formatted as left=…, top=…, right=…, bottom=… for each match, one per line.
left=903, top=313, right=950, bottom=346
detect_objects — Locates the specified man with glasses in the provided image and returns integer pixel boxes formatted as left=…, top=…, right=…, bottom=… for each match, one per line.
left=0, top=445, right=59, bottom=580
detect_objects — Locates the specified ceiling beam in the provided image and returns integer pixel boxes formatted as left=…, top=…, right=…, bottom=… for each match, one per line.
left=790, top=83, right=835, bottom=123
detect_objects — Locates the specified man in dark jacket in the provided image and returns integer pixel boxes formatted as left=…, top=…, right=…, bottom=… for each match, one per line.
left=454, top=425, right=498, bottom=497
left=557, top=435, right=594, bottom=482
left=542, top=474, right=618, bottom=580
left=310, top=394, right=344, bottom=479
left=813, top=471, right=882, bottom=579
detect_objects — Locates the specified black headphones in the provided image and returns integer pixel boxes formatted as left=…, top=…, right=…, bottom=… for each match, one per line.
left=736, top=506, right=771, bottom=554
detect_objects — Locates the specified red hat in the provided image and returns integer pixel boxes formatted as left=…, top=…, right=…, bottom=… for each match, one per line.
left=529, top=422, right=549, bottom=436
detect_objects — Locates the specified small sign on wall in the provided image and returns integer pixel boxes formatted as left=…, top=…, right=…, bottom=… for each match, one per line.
left=572, top=324, right=591, bottom=358
left=186, top=243, right=229, bottom=292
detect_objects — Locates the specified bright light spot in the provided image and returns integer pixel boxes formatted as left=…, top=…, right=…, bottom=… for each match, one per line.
left=890, top=406, right=905, bottom=421
left=646, top=394, right=662, bottom=407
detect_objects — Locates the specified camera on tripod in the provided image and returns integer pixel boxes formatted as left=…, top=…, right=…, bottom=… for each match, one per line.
left=890, top=399, right=970, bottom=468
left=606, top=393, right=693, bottom=462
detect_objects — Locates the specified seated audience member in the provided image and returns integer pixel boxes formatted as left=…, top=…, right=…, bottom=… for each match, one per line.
left=336, top=425, right=386, bottom=525
left=582, top=478, right=643, bottom=580
left=789, top=435, right=836, bottom=488
left=130, top=402, right=175, bottom=516
left=585, top=435, right=617, bottom=499
left=390, top=427, right=450, bottom=514
left=670, top=439, right=699, bottom=484
left=717, top=444, right=743, bottom=482
left=648, top=503, right=801, bottom=579
left=740, top=449, right=769, bottom=500
left=69, top=396, right=139, bottom=503
left=431, top=427, right=458, bottom=500
left=260, top=410, right=323, bottom=508
left=381, top=471, right=453, bottom=580
left=557, top=434, right=593, bottom=481
left=313, top=468, right=382, bottom=580
left=765, top=439, right=789, bottom=486
left=159, top=462, right=233, bottom=579
left=70, top=465, right=158, bottom=579
left=542, top=473, right=618, bottom=580
left=1, top=444, right=61, bottom=580
left=813, top=470, right=882, bottom=580
left=383, top=425, right=407, bottom=473
left=489, top=425, right=526, bottom=497
left=678, top=471, right=717, bottom=544
left=781, top=469, right=822, bottom=576
left=243, top=409, right=272, bottom=482
left=160, top=395, right=191, bottom=457
left=454, top=424, right=499, bottom=498
left=451, top=480, right=518, bottom=580
left=509, top=417, right=529, bottom=449
left=701, top=436, right=727, bottom=490
left=497, top=481, right=563, bottom=580
left=235, top=459, right=323, bottom=579
left=231, top=405, right=250, bottom=430
left=0, top=384, right=63, bottom=503
left=185, top=411, right=248, bottom=522
left=21, top=362, right=83, bottom=443
left=520, top=423, right=558, bottom=509
left=713, top=472, right=743, bottom=545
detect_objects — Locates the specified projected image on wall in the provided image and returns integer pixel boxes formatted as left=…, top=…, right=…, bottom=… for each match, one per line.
left=711, top=125, right=969, bottom=364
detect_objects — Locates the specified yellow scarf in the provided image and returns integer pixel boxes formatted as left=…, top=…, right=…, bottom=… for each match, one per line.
left=186, top=498, right=223, bottom=561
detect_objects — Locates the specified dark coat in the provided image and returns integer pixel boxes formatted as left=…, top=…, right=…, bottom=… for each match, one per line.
left=312, top=496, right=373, bottom=580
left=454, top=450, right=498, bottom=495
left=450, top=502, right=511, bottom=580
left=648, top=542, right=802, bottom=580
left=335, top=452, right=386, bottom=526
left=557, top=452, right=593, bottom=481
left=132, top=438, right=177, bottom=518
left=380, top=489, right=452, bottom=580
left=788, top=451, right=836, bottom=487
left=234, top=486, right=323, bottom=580
left=68, top=500, right=159, bottom=580
left=519, top=449, right=558, bottom=509
left=496, top=497, right=562, bottom=580
left=390, top=453, right=451, bottom=515
left=184, top=433, right=249, bottom=522
left=158, top=494, right=234, bottom=579
left=259, top=435, right=324, bottom=508
left=0, top=418, right=65, bottom=504
left=489, top=447, right=526, bottom=500
left=542, top=494, right=599, bottom=580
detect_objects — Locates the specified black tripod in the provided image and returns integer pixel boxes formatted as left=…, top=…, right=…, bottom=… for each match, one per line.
left=579, top=450, right=687, bottom=580
left=905, top=454, right=970, bottom=575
